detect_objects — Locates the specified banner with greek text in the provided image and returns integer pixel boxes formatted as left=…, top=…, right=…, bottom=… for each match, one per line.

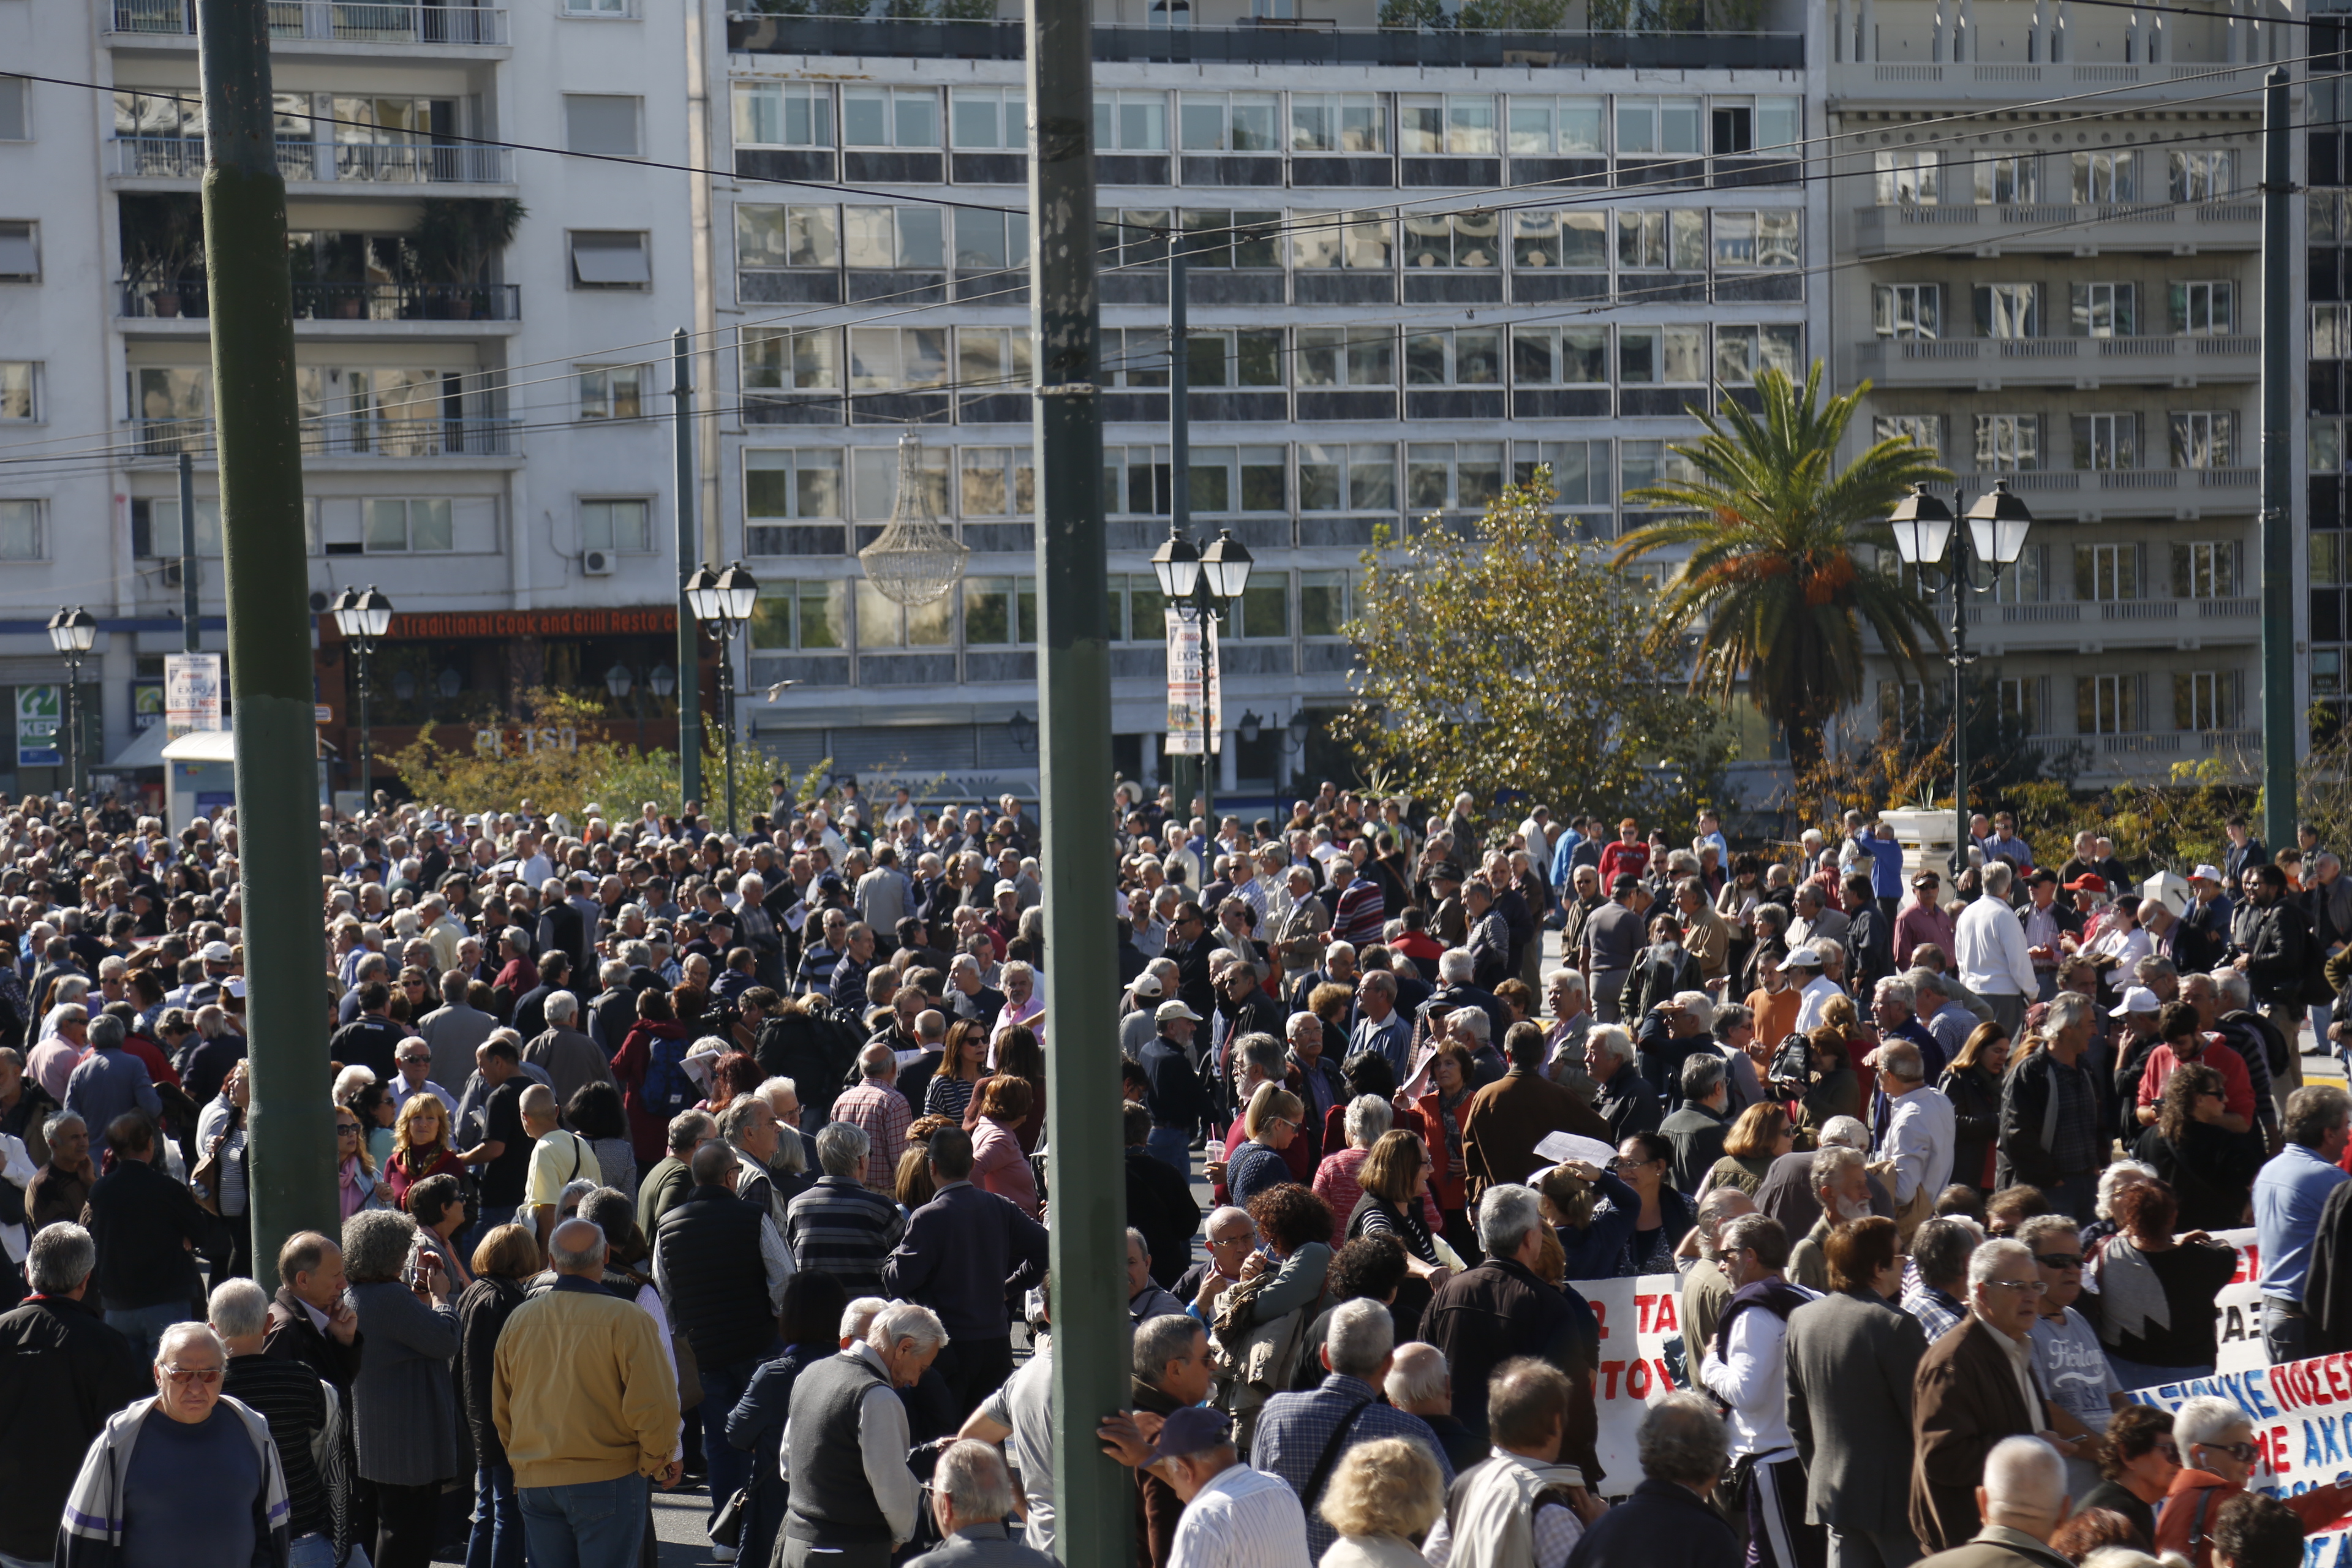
left=2133, top=1354, right=2352, bottom=1566
left=1579, top=1272, right=1684, bottom=1493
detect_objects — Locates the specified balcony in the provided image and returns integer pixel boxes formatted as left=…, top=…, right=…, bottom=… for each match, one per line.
left=725, top=12, right=1802, bottom=69
left=1849, top=200, right=2258, bottom=258
left=1933, top=466, right=2258, bottom=521
left=120, top=278, right=521, bottom=325
left=108, top=137, right=513, bottom=185
left=1851, top=333, right=2260, bottom=391
left=131, top=417, right=520, bottom=459
left=105, top=0, right=507, bottom=44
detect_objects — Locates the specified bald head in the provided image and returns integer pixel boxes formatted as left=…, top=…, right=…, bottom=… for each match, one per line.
left=547, top=1218, right=607, bottom=1275
left=689, top=1139, right=740, bottom=1188
left=1980, top=1436, right=2070, bottom=1541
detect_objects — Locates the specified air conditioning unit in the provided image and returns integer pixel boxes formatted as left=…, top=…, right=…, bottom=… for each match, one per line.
left=160, top=559, right=183, bottom=587
left=582, top=549, right=616, bottom=576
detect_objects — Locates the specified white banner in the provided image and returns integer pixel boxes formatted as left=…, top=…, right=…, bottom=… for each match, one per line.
left=1163, top=609, right=1220, bottom=755
left=2133, top=1356, right=2352, bottom=1565
left=164, top=652, right=222, bottom=739
left=1580, top=1272, right=1685, bottom=1491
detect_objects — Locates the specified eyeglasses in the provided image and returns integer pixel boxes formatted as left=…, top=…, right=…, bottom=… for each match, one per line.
left=2204, top=1442, right=2258, bottom=1463
left=160, top=1363, right=224, bottom=1386
left=336, top=1123, right=361, bottom=1136
left=2033, top=1253, right=2084, bottom=1270
left=1992, top=1278, right=2049, bottom=1294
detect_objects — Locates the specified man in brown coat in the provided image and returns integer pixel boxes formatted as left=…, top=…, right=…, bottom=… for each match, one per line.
left=1461, top=1021, right=1612, bottom=1201
left=1911, top=1238, right=2082, bottom=1553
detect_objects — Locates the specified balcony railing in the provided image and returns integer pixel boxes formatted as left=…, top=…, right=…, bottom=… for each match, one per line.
left=120, top=277, right=521, bottom=322
left=132, top=417, right=519, bottom=457
left=107, top=0, right=508, bottom=43
left=108, top=136, right=511, bottom=183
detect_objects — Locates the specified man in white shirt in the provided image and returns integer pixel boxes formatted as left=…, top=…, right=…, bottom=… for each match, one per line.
left=1152, top=1405, right=1310, bottom=1568
left=1698, top=1213, right=1820, bottom=1568
left=1782, top=948, right=1842, bottom=1036
left=1954, top=862, right=2038, bottom=1034
left=1873, top=1041, right=1956, bottom=1219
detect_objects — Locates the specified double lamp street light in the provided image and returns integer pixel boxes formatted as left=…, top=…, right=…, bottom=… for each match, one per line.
left=45, top=606, right=96, bottom=803
left=686, top=559, right=759, bottom=832
left=330, top=586, right=396, bottom=811
left=1151, top=525, right=1254, bottom=834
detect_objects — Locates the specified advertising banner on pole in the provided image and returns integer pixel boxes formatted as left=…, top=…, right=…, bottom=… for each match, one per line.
left=165, top=652, right=223, bottom=739
left=15, top=685, right=59, bottom=767
left=1164, top=610, right=1221, bottom=755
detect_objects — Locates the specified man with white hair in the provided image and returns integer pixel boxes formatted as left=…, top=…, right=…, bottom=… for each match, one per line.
left=1787, top=1146, right=1873, bottom=1293
left=1955, top=863, right=2038, bottom=1035
left=1994, top=991, right=2103, bottom=1222
left=1348, top=968, right=1412, bottom=1081
left=1586, top=1023, right=1663, bottom=1142
left=1384, top=1340, right=1481, bottom=1471
left=1659, top=1050, right=1732, bottom=1196
left=831, top=1041, right=911, bottom=1193
left=905, top=1440, right=1057, bottom=1568
left=785, top=1122, right=907, bottom=1295
left=58, top=1319, right=292, bottom=1568
left=1909, top=1436, right=2073, bottom=1568
left=1251, top=1296, right=1457, bottom=1559
left=213, top=1277, right=337, bottom=1568
left=1423, top=1185, right=1599, bottom=1472
left=522, top=990, right=613, bottom=1112
left=1874, top=1040, right=1955, bottom=1234
left=781, top=1300, right=946, bottom=1565
left=2155, top=1396, right=2352, bottom=1567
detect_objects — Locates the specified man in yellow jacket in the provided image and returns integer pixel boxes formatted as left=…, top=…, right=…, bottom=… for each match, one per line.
left=494, top=1216, right=681, bottom=1568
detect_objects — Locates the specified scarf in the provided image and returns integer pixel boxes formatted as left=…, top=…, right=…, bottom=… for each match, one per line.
left=2091, top=1234, right=2172, bottom=1343
left=1713, top=1277, right=1814, bottom=1360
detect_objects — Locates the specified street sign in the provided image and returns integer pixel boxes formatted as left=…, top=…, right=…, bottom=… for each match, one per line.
left=15, top=685, right=59, bottom=767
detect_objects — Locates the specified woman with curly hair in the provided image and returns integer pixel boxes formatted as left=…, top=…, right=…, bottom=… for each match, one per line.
left=2132, top=1062, right=2260, bottom=1231
left=1318, top=1437, right=1446, bottom=1568
left=382, top=1091, right=462, bottom=1210
left=703, top=1050, right=763, bottom=1117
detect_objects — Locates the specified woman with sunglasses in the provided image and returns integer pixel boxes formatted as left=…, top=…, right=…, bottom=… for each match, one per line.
left=2132, top=1063, right=2261, bottom=1232
left=334, top=1104, right=387, bottom=1219
left=2077, top=1403, right=2180, bottom=1549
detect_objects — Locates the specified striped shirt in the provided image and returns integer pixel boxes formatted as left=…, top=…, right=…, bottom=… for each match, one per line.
left=221, top=1353, right=331, bottom=1539
left=1333, top=880, right=1385, bottom=946
left=784, top=1175, right=908, bottom=1295
left=1168, top=1461, right=1311, bottom=1568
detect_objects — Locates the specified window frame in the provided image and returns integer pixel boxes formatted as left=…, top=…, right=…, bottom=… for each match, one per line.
left=0, top=220, right=37, bottom=282
left=742, top=326, right=840, bottom=394
left=0, top=498, right=44, bottom=561
left=1178, top=91, right=1280, bottom=154
left=1873, top=282, right=1942, bottom=340
left=732, top=81, right=831, bottom=150
left=1290, top=92, right=1388, bottom=156
left=578, top=496, right=654, bottom=554
left=562, top=94, right=643, bottom=158
left=949, top=87, right=1025, bottom=152
left=1398, top=94, right=1499, bottom=157
left=840, top=205, right=947, bottom=271
left=568, top=230, right=651, bottom=290
left=744, top=448, right=846, bottom=529
left=576, top=364, right=644, bottom=421
left=0, top=360, right=41, bottom=422
left=361, top=497, right=456, bottom=554
left=840, top=86, right=941, bottom=152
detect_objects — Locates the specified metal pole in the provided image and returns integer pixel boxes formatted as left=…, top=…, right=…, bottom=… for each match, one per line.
left=673, top=330, right=703, bottom=809
left=721, top=635, right=736, bottom=834
left=178, top=450, right=201, bottom=652
left=62, top=654, right=78, bottom=806
left=1168, top=238, right=1193, bottom=834
left=1027, top=0, right=1129, bottom=1554
left=355, top=641, right=371, bottom=815
left=195, top=0, right=336, bottom=1289
left=2260, top=67, right=2297, bottom=851
left=1950, top=499, right=1972, bottom=875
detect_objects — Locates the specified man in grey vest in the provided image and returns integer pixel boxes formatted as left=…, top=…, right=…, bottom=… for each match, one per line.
left=780, top=1299, right=947, bottom=1568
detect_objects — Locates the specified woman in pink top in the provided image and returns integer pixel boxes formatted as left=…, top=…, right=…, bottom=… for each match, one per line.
left=968, top=1074, right=1039, bottom=1216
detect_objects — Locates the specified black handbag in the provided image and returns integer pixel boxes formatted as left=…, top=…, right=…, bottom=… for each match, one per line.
left=709, top=1487, right=750, bottom=1549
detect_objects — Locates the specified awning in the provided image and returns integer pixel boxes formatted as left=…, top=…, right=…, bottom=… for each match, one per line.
left=105, top=723, right=173, bottom=771
left=162, top=729, right=238, bottom=764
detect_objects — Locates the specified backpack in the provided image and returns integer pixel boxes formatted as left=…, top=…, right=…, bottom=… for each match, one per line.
left=642, top=1035, right=696, bottom=1118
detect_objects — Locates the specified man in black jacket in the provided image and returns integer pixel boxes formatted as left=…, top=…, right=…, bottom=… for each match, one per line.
left=263, top=1230, right=363, bottom=1392
left=2236, top=864, right=2318, bottom=1085
left=83, top=1110, right=221, bottom=1359
left=1422, top=1183, right=1600, bottom=1467
left=0, top=1223, right=149, bottom=1568
left=534, top=875, right=588, bottom=978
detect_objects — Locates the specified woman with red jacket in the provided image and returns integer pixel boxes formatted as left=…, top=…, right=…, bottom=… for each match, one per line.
left=609, top=987, right=694, bottom=1164
left=1404, top=1040, right=1480, bottom=1265
left=382, top=1093, right=462, bottom=1210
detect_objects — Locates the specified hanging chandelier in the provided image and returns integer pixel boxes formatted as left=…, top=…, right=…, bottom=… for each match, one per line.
left=857, top=430, right=969, bottom=607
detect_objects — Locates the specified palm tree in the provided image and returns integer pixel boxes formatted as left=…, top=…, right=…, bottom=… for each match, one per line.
left=1614, top=360, right=1948, bottom=771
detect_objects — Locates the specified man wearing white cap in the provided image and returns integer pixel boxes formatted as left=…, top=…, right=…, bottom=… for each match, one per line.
left=1137, top=1000, right=1215, bottom=1173
left=1782, top=948, right=1841, bottom=1036
left=1120, top=967, right=1172, bottom=1063
left=2184, top=864, right=2234, bottom=960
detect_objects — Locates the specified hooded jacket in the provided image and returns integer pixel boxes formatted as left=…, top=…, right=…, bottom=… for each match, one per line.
left=58, top=1393, right=290, bottom=1568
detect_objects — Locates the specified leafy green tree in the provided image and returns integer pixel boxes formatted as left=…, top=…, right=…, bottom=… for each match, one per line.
left=1613, top=361, right=1947, bottom=771
left=1335, top=473, right=1732, bottom=846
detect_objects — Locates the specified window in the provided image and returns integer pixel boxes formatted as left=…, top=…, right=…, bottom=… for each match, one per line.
left=2070, top=282, right=2137, bottom=337
left=1709, top=101, right=1755, bottom=154
left=1104, top=445, right=1171, bottom=514
left=1996, top=545, right=2047, bottom=603
left=1179, top=92, right=1278, bottom=153
left=1618, top=325, right=1706, bottom=385
left=580, top=499, right=650, bottom=553
left=1879, top=681, right=1928, bottom=731
left=745, top=449, right=844, bottom=525
left=2173, top=540, right=2239, bottom=598
left=1715, top=211, right=1799, bottom=268
left=952, top=209, right=1027, bottom=273
left=0, top=500, right=40, bottom=560
left=949, top=88, right=1023, bottom=150
left=576, top=365, right=642, bottom=420
left=842, top=87, right=938, bottom=149
left=0, top=78, right=23, bottom=141
left=2317, top=304, right=2352, bottom=360
left=1291, top=212, right=1393, bottom=271
left=1402, top=212, right=1500, bottom=270
left=1512, top=440, right=1610, bottom=504
left=1405, top=328, right=1502, bottom=386
left=1507, top=96, right=1605, bottom=156
left=1099, top=210, right=1170, bottom=271
left=1619, top=439, right=1697, bottom=500
left=733, top=82, right=830, bottom=148
left=2316, top=418, right=2345, bottom=475
left=1975, top=284, right=2041, bottom=338
left=569, top=231, right=649, bottom=289
left=1509, top=211, right=1607, bottom=270
left=2074, top=543, right=2141, bottom=600
left=847, top=328, right=948, bottom=390
left=850, top=444, right=948, bottom=521
left=0, top=362, right=37, bottom=421
left=364, top=498, right=453, bottom=552
left=1406, top=443, right=1505, bottom=512
left=1973, top=154, right=2037, bottom=205
left=1874, top=415, right=1946, bottom=462
left=1616, top=209, right=1706, bottom=271
left=1290, top=93, right=1386, bottom=154
left=1107, top=573, right=1170, bottom=644
left=1400, top=95, right=1497, bottom=156
left=564, top=95, right=641, bottom=157
left=961, top=577, right=1036, bottom=646
left=1178, top=210, right=1279, bottom=269
left=1999, top=677, right=2040, bottom=730
left=1616, top=97, right=1701, bottom=156
left=1300, top=570, right=1352, bottom=637
left=2072, top=413, right=2139, bottom=470
left=1976, top=414, right=2041, bottom=470
left=1186, top=330, right=1284, bottom=388
left=1873, top=284, right=1942, bottom=339
left=2170, top=412, right=2235, bottom=470
left=842, top=206, right=945, bottom=270
left=134, top=497, right=222, bottom=558
left=1104, top=328, right=1170, bottom=388
left=1298, top=443, right=1395, bottom=512
left=2078, top=674, right=2139, bottom=734
left=750, top=582, right=848, bottom=650
left=2174, top=281, right=2236, bottom=336
left=1231, top=574, right=1290, bottom=640
left=2072, top=150, right=2137, bottom=203
left=958, top=447, right=1035, bottom=518
left=2318, top=532, right=2345, bottom=589
left=564, top=0, right=628, bottom=17
left=137, top=366, right=209, bottom=434
left=854, top=578, right=952, bottom=649
left=1187, top=446, right=1286, bottom=513
left=1714, top=325, right=1801, bottom=385
left=2176, top=671, right=2234, bottom=731
left=1296, top=327, right=1394, bottom=387
left=2169, top=150, right=2232, bottom=202
left=736, top=205, right=837, bottom=270
left=0, top=221, right=36, bottom=281
left=1875, top=149, right=1939, bottom=205
left=742, top=327, right=838, bottom=393
left=1093, top=92, right=1167, bottom=152
left=1510, top=326, right=1609, bottom=385
left=114, top=89, right=199, bottom=139
left=956, top=327, right=1033, bottom=398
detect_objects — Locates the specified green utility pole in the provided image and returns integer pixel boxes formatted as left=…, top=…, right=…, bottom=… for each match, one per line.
left=178, top=450, right=200, bottom=652
left=673, top=328, right=703, bottom=809
left=1167, top=236, right=1193, bottom=832
left=2260, top=68, right=2296, bottom=851
left=195, top=0, right=335, bottom=1290
left=1027, top=0, right=1128, bottom=1558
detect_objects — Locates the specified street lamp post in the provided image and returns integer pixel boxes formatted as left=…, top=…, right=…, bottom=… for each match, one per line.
left=45, top=608, right=96, bottom=805
left=687, top=560, right=759, bottom=834
left=1886, top=480, right=2035, bottom=872
left=330, top=586, right=396, bottom=813
left=1150, top=525, right=1253, bottom=840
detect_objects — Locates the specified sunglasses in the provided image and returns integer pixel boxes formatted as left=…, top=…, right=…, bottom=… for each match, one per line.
left=336, top=1123, right=362, bottom=1136
left=160, top=1363, right=224, bottom=1386
left=2033, top=1253, right=2084, bottom=1270
left=2205, top=1442, right=2259, bottom=1463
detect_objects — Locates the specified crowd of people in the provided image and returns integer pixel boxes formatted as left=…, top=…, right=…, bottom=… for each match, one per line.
left=2, top=782, right=2351, bottom=1568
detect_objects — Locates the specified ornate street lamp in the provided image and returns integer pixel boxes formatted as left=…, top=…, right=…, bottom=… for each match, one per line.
left=329, top=586, right=395, bottom=813
left=688, top=560, right=759, bottom=833
left=46, top=606, right=96, bottom=804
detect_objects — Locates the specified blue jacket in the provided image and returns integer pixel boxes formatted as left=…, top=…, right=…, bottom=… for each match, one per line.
left=883, top=1180, right=1049, bottom=1341
left=1566, top=1477, right=1739, bottom=1568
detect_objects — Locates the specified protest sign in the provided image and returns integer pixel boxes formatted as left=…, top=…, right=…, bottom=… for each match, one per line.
left=2133, top=1354, right=2352, bottom=1566
left=1577, top=1271, right=1684, bottom=1493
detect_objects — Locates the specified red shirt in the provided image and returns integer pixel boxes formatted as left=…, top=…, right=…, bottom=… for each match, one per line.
left=1597, top=840, right=1651, bottom=885
left=2138, top=1033, right=2255, bottom=1125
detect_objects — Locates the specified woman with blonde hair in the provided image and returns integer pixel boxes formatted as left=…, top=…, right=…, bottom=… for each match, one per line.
left=1318, top=1436, right=1446, bottom=1568
left=1228, top=1082, right=1306, bottom=1210
left=383, top=1091, right=462, bottom=1210
left=1700, top=1102, right=1793, bottom=1197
